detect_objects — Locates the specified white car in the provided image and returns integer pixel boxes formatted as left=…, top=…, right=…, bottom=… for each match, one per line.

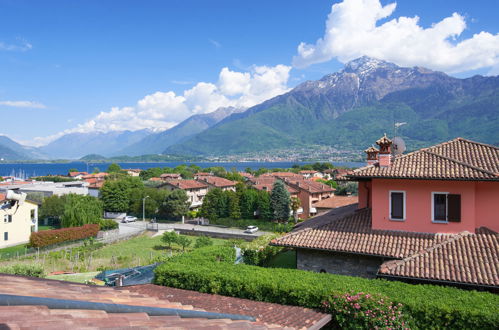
left=121, top=216, right=138, bottom=223
left=244, top=225, right=259, bottom=234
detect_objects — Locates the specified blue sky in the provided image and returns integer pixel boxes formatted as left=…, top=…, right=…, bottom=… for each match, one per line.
left=0, top=0, right=498, bottom=145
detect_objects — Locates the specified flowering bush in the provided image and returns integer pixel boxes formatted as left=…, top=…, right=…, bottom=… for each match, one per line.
left=323, top=292, right=412, bottom=329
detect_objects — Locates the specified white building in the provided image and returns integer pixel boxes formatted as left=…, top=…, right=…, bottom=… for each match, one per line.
left=0, top=191, right=38, bottom=248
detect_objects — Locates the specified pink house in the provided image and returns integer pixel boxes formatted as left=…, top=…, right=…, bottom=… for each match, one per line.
left=272, top=137, right=498, bottom=290
left=355, top=136, right=498, bottom=233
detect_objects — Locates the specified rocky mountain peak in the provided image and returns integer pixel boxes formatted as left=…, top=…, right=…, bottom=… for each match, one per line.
left=342, top=56, right=397, bottom=75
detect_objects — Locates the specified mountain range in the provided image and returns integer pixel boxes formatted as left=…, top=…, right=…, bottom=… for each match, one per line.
left=165, top=56, right=499, bottom=155
left=1, top=56, right=498, bottom=161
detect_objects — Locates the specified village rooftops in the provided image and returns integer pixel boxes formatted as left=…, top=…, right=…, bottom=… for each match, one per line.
left=299, top=170, right=318, bottom=174
left=349, top=138, right=499, bottom=181
left=160, top=173, right=181, bottom=179
left=69, top=171, right=88, bottom=177
left=163, top=179, right=208, bottom=190
left=313, top=196, right=358, bottom=209
left=197, top=176, right=237, bottom=188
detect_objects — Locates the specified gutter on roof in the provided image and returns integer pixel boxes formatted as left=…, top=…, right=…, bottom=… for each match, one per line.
left=269, top=244, right=400, bottom=259
left=347, top=175, right=499, bottom=182
left=0, top=294, right=256, bottom=322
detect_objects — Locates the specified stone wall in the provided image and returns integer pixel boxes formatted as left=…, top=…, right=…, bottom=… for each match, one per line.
left=296, top=248, right=384, bottom=278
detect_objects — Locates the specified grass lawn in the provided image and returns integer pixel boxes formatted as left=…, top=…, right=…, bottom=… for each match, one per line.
left=38, top=225, right=59, bottom=231
left=0, top=244, right=29, bottom=260
left=266, top=250, right=297, bottom=269
left=47, top=271, right=100, bottom=284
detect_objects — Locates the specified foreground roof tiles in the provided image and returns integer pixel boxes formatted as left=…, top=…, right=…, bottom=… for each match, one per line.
left=379, top=229, right=499, bottom=287
left=272, top=208, right=450, bottom=259
left=0, top=274, right=314, bottom=329
left=122, top=285, right=331, bottom=330
left=350, top=138, right=499, bottom=181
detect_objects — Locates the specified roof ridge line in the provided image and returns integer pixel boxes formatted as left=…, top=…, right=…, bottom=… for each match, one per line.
left=382, top=231, right=472, bottom=271
left=423, top=150, right=499, bottom=177
left=454, top=137, right=499, bottom=150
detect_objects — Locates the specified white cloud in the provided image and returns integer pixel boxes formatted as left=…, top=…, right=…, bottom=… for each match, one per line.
left=292, top=0, right=499, bottom=74
left=209, top=39, right=222, bottom=48
left=0, top=100, right=46, bottom=108
left=32, top=64, right=291, bottom=146
left=0, top=39, right=32, bottom=52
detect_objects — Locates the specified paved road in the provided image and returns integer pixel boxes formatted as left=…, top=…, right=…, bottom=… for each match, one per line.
left=118, top=220, right=270, bottom=238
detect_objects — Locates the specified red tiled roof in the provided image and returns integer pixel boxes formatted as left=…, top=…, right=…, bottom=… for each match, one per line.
left=262, top=172, right=302, bottom=179
left=0, top=193, right=5, bottom=201
left=313, top=196, right=358, bottom=209
left=272, top=208, right=450, bottom=258
left=149, top=177, right=162, bottom=181
left=69, top=171, right=88, bottom=177
left=0, top=274, right=286, bottom=329
left=164, top=179, right=208, bottom=190
left=122, top=285, right=331, bottom=329
left=253, top=182, right=299, bottom=194
left=285, top=179, right=335, bottom=194
left=379, top=229, right=499, bottom=287
left=299, top=170, right=318, bottom=174
left=198, top=176, right=237, bottom=187
left=350, top=138, right=499, bottom=181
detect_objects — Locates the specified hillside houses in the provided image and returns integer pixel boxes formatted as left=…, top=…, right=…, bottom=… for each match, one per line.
left=272, top=137, right=499, bottom=290
left=160, top=179, right=208, bottom=209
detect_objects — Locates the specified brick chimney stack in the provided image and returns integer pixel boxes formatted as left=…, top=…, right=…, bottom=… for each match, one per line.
left=376, top=134, right=392, bottom=167
left=365, top=145, right=379, bottom=166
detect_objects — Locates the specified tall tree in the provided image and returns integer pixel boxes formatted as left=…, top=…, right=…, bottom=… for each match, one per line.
left=107, top=163, right=122, bottom=173
left=256, top=190, right=272, bottom=221
left=61, top=194, right=103, bottom=227
left=270, top=180, right=291, bottom=222
left=40, top=195, right=68, bottom=220
left=159, top=189, right=189, bottom=220
left=200, top=188, right=223, bottom=221
left=227, top=190, right=241, bottom=219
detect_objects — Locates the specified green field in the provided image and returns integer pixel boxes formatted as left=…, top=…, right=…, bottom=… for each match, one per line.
left=47, top=271, right=100, bottom=284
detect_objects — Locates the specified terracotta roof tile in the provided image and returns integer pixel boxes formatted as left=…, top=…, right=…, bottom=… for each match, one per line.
left=121, top=285, right=331, bottom=329
left=198, top=176, right=237, bottom=188
left=313, top=196, right=358, bottom=209
left=350, top=138, right=499, bottom=181
left=163, top=179, right=208, bottom=190
left=285, top=179, right=335, bottom=194
left=379, top=230, right=499, bottom=287
left=0, top=274, right=290, bottom=329
left=272, top=209, right=450, bottom=258
left=160, top=173, right=181, bottom=178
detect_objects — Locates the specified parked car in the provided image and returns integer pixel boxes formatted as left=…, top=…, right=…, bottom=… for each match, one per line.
left=244, top=225, right=259, bottom=234
left=121, top=216, right=138, bottom=223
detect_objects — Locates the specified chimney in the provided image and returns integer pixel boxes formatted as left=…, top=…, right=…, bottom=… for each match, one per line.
left=376, top=133, right=393, bottom=167
left=364, top=145, right=379, bottom=166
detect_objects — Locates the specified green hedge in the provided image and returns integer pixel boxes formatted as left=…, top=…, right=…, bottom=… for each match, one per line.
left=0, top=264, right=45, bottom=277
left=29, top=224, right=100, bottom=248
left=154, top=246, right=499, bottom=329
left=99, top=219, right=119, bottom=231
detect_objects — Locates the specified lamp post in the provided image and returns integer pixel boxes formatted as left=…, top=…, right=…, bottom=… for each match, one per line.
left=142, top=196, right=149, bottom=222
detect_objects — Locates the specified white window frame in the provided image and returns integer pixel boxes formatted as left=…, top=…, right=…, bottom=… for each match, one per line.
left=431, top=192, right=449, bottom=223
left=389, top=190, right=406, bottom=221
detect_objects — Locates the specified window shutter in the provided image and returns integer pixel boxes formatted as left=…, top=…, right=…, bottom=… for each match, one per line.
left=447, top=194, right=461, bottom=222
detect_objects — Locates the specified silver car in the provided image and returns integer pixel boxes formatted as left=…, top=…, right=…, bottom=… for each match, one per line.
left=121, top=216, right=138, bottom=223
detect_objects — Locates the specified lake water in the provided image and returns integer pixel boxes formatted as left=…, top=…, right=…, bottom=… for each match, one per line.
left=0, top=161, right=365, bottom=178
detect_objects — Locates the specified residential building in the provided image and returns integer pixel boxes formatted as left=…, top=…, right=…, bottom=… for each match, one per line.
left=0, top=191, right=38, bottom=248
left=284, top=179, right=335, bottom=218
left=197, top=176, right=237, bottom=192
left=313, top=195, right=358, bottom=215
left=299, top=170, right=323, bottom=179
left=124, top=168, right=142, bottom=177
left=68, top=171, right=88, bottom=180
left=160, top=179, right=208, bottom=209
left=0, top=181, right=89, bottom=197
left=194, top=172, right=212, bottom=180
left=272, top=137, right=498, bottom=290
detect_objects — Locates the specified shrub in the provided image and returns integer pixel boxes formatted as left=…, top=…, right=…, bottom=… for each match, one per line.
left=194, top=236, right=213, bottom=248
left=154, top=246, right=499, bottom=329
left=323, top=292, right=412, bottom=329
left=0, top=264, right=45, bottom=277
left=241, top=234, right=283, bottom=266
left=99, top=219, right=119, bottom=231
left=29, top=224, right=100, bottom=248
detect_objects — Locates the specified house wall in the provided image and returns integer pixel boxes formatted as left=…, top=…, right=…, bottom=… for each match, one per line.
left=357, top=180, right=372, bottom=209
left=474, top=181, right=499, bottom=232
left=297, top=249, right=383, bottom=278
left=0, top=201, right=38, bottom=248
left=371, top=179, right=479, bottom=233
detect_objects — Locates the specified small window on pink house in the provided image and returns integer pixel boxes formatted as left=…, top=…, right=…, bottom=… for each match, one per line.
left=432, top=192, right=461, bottom=223
left=389, top=191, right=405, bottom=221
